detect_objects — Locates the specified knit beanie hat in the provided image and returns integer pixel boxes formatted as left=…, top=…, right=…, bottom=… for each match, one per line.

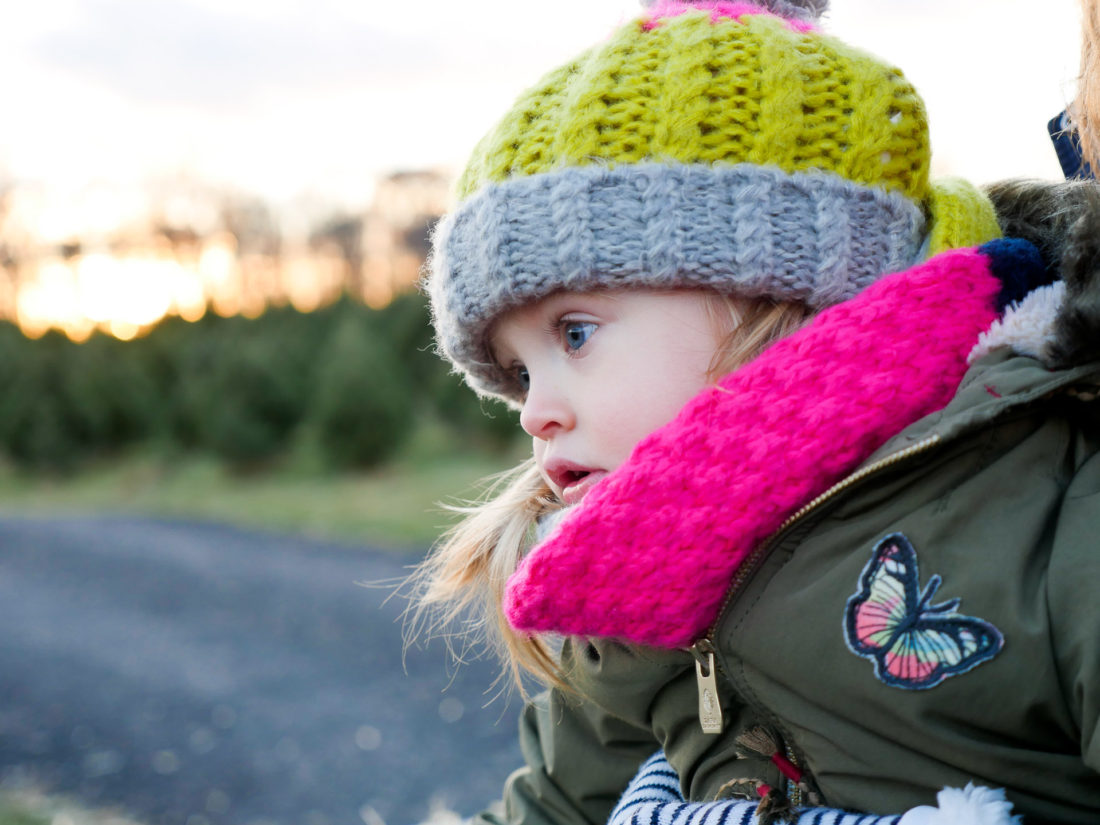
left=428, top=0, right=1000, bottom=402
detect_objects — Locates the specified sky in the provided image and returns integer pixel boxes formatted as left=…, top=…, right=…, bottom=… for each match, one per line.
left=0, top=0, right=1084, bottom=240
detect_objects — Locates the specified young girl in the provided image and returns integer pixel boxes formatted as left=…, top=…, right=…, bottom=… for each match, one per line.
left=414, top=2, right=1100, bottom=823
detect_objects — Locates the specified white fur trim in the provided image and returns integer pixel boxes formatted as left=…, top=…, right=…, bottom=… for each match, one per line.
left=969, top=281, right=1066, bottom=364
left=897, top=785, right=1021, bottom=825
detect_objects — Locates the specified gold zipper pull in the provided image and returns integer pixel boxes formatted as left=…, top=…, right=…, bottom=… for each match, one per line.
left=692, top=641, right=723, bottom=735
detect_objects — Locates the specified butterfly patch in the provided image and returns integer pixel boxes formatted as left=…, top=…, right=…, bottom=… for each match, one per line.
left=844, top=533, right=1004, bottom=690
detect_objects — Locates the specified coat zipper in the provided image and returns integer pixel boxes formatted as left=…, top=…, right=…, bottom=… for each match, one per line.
left=688, top=433, right=943, bottom=734
left=693, top=637, right=723, bottom=734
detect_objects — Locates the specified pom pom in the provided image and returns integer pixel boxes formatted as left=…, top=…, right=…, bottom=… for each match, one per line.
left=638, top=0, right=827, bottom=20
left=763, top=0, right=828, bottom=19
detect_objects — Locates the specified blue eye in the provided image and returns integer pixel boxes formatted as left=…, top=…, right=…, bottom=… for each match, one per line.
left=515, top=366, right=530, bottom=391
left=563, top=321, right=597, bottom=351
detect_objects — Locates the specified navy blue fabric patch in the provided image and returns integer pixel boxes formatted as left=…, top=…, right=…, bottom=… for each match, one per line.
left=843, top=533, right=1004, bottom=690
left=1049, top=110, right=1094, bottom=181
left=978, top=237, right=1050, bottom=312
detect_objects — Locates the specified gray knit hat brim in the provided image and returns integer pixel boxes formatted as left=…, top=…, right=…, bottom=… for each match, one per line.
left=429, top=161, right=926, bottom=402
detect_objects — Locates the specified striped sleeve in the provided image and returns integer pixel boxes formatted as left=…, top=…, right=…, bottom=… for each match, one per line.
left=608, top=752, right=904, bottom=825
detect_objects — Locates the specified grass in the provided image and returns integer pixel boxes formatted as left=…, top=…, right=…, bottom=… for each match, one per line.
left=0, top=789, right=142, bottom=825
left=0, top=801, right=45, bottom=825
left=0, top=429, right=526, bottom=551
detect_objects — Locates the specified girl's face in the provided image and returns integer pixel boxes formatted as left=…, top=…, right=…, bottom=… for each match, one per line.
left=491, top=290, right=726, bottom=506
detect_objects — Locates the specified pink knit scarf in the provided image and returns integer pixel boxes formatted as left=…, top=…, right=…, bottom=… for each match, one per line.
left=503, top=247, right=1009, bottom=648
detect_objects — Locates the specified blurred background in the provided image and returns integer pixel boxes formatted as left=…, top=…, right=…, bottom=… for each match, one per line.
left=0, top=0, right=1084, bottom=824
left=0, top=0, right=1081, bottom=485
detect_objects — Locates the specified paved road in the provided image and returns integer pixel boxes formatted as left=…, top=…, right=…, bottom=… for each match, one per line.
left=0, top=516, right=523, bottom=825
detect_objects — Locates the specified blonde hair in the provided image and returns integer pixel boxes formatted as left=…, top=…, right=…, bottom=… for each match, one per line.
left=407, top=293, right=812, bottom=692
left=1076, top=0, right=1100, bottom=171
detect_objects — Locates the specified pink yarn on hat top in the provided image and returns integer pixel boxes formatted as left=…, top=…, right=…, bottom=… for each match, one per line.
left=642, top=2, right=818, bottom=32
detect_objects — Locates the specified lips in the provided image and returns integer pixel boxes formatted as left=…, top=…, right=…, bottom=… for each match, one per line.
left=544, top=461, right=608, bottom=506
left=559, top=470, right=607, bottom=506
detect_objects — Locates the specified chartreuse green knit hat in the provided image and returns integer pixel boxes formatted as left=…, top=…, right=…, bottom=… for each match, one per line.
left=428, top=0, right=1001, bottom=402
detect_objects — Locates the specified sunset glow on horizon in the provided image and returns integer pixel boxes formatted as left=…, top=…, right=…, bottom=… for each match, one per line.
left=0, top=168, right=450, bottom=341
left=8, top=239, right=368, bottom=342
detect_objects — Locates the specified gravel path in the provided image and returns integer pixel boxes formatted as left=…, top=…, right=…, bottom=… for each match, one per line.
left=0, top=516, right=522, bottom=825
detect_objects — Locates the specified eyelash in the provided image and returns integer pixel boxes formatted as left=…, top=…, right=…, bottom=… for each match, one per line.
left=547, top=317, right=598, bottom=355
left=513, top=364, right=530, bottom=392
left=509, top=314, right=599, bottom=394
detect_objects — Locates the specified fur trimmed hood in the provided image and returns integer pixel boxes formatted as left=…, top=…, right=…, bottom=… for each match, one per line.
left=986, top=179, right=1100, bottom=367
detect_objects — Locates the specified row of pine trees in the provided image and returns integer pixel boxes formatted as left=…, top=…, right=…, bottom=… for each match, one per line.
left=0, top=294, right=518, bottom=471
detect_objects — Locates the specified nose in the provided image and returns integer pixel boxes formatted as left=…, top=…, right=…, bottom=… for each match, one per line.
left=519, top=374, right=575, bottom=440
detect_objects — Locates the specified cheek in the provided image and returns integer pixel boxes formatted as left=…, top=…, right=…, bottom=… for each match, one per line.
left=641, top=377, right=705, bottom=431
left=596, top=376, right=703, bottom=467
left=585, top=317, right=717, bottom=469
left=637, top=340, right=712, bottom=411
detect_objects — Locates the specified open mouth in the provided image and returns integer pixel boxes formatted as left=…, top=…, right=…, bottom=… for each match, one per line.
left=555, top=468, right=607, bottom=506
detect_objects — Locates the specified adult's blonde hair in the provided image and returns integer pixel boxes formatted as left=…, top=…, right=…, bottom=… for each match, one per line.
left=1076, top=0, right=1100, bottom=171
left=406, top=294, right=812, bottom=691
